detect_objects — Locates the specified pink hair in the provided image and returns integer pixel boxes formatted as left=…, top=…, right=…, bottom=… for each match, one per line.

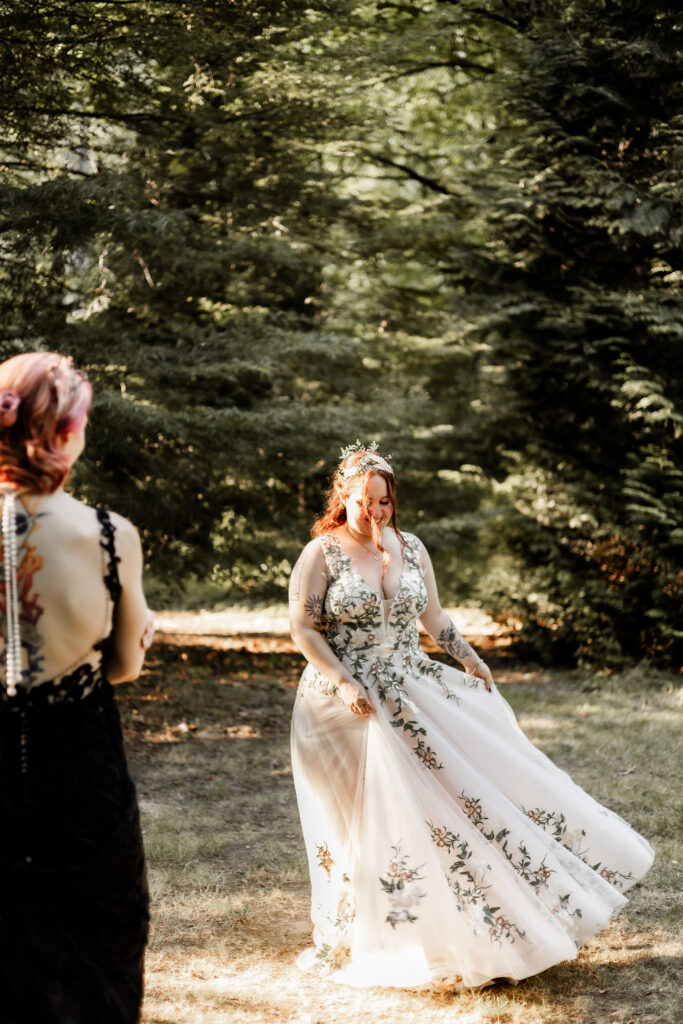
left=0, top=352, right=92, bottom=493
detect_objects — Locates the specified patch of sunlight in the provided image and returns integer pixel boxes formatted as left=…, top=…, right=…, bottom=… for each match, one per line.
left=516, top=714, right=562, bottom=732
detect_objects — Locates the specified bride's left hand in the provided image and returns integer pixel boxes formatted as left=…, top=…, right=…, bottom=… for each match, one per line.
left=472, top=661, right=494, bottom=692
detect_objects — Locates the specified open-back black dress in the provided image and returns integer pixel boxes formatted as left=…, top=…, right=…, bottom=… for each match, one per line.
left=0, top=506, right=149, bottom=1024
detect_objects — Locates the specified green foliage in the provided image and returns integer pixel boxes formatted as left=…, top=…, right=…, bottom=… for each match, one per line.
left=1, top=1, right=680, bottom=666
left=446, top=0, right=683, bottom=665
left=332, top=0, right=683, bottom=665
left=0, top=0, right=391, bottom=594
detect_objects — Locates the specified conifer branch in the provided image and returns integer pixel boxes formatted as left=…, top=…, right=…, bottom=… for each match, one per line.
left=362, top=152, right=457, bottom=196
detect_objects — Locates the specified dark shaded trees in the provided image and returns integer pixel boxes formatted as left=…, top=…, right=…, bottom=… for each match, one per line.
left=364, top=0, right=682, bottom=663
left=1, top=1, right=680, bottom=665
left=0, top=1, right=386, bottom=598
left=473, top=0, right=683, bottom=665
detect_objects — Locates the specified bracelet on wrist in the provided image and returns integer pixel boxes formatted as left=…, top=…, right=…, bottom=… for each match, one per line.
left=469, top=656, right=485, bottom=673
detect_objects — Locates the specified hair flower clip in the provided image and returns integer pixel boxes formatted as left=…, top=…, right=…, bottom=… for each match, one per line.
left=0, top=389, right=21, bottom=429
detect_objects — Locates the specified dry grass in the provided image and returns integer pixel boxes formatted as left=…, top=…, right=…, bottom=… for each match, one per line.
left=117, top=627, right=682, bottom=1024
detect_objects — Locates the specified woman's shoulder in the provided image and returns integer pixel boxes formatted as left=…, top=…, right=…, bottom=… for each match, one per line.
left=105, top=509, right=141, bottom=546
left=52, top=493, right=141, bottom=555
left=308, top=528, right=346, bottom=550
left=398, top=530, right=427, bottom=566
left=34, top=490, right=99, bottom=537
left=299, top=533, right=335, bottom=563
left=60, top=493, right=137, bottom=533
left=296, top=532, right=348, bottom=578
left=399, top=529, right=423, bottom=550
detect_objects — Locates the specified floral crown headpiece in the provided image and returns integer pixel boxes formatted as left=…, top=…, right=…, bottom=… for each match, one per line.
left=339, top=440, right=393, bottom=481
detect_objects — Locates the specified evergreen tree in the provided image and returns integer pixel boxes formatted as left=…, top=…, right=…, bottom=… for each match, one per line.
left=0, top=1, right=388, bottom=599
left=312, top=2, right=505, bottom=599
left=2, top=0, right=679, bottom=667
left=476, top=0, right=683, bottom=665
left=336, top=0, right=682, bottom=664
left=376, top=0, right=682, bottom=664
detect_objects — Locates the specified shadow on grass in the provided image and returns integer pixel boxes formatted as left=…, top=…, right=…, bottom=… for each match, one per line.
left=123, top=636, right=680, bottom=1024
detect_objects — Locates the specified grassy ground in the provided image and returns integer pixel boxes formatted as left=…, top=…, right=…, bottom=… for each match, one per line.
left=118, top=625, right=682, bottom=1024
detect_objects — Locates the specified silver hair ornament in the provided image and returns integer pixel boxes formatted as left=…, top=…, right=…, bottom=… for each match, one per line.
left=339, top=440, right=393, bottom=480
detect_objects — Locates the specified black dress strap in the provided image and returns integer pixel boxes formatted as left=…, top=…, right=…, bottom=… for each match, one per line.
left=95, top=508, right=122, bottom=606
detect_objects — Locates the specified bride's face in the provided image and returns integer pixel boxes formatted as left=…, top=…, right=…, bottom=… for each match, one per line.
left=344, top=473, right=393, bottom=536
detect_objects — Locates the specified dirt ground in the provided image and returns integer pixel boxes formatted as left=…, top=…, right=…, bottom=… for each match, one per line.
left=117, top=611, right=681, bottom=1024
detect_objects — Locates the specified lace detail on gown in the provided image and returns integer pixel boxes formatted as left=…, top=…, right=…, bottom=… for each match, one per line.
left=290, top=531, right=654, bottom=991
left=97, top=506, right=123, bottom=605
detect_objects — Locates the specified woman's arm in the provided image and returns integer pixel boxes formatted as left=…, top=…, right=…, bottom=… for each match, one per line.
left=289, top=539, right=374, bottom=715
left=104, top=514, right=153, bottom=684
left=416, top=539, right=494, bottom=692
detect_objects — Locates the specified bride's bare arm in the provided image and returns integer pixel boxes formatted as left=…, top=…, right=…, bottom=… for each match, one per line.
left=289, top=539, right=374, bottom=715
left=416, top=539, right=494, bottom=692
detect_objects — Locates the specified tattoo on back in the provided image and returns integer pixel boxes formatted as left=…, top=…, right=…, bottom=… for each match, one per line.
left=437, top=624, right=474, bottom=665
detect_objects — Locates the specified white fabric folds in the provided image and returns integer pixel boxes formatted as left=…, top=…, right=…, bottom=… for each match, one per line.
left=290, top=533, right=654, bottom=991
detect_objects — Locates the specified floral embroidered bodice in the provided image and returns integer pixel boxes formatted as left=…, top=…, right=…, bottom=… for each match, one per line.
left=304, top=532, right=436, bottom=697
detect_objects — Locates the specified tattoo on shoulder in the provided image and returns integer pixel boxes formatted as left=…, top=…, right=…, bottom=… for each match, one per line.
left=305, top=594, right=325, bottom=631
left=437, top=624, right=474, bottom=664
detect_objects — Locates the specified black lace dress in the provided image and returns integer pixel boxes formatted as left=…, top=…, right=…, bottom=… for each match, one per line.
left=0, top=509, right=149, bottom=1024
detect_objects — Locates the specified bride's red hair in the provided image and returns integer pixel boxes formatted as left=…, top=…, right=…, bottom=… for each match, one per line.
left=311, top=450, right=403, bottom=571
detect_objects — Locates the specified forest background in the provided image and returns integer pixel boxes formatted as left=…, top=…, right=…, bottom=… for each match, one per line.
left=1, top=0, right=681, bottom=669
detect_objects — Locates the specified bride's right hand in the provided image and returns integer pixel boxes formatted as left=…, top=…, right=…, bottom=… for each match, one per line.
left=338, top=681, right=375, bottom=716
left=140, top=609, right=155, bottom=651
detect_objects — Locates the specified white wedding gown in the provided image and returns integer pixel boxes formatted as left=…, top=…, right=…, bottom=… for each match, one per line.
left=290, top=533, right=654, bottom=990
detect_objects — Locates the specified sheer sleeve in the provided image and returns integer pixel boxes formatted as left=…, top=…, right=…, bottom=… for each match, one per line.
left=289, top=539, right=358, bottom=691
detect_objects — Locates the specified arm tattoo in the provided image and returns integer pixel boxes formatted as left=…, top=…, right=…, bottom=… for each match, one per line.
left=305, top=594, right=325, bottom=632
left=437, top=623, right=475, bottom=665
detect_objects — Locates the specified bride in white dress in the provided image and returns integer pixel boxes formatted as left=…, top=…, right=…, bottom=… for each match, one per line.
left=289, top=443, right=654, bottom=992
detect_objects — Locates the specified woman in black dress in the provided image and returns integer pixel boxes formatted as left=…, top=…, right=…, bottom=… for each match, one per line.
left=0, top=352, right=154, bottom=1023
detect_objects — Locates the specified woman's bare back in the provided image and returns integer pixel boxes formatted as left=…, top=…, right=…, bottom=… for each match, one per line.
left=1, top=489, right=117, bottom=689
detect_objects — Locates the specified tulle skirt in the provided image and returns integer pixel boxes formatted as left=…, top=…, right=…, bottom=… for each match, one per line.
left=291, top=659, right=653, bottom=990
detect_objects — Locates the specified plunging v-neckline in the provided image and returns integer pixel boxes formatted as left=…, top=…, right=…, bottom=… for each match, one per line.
left=328, top=535, right=405, bottom=604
